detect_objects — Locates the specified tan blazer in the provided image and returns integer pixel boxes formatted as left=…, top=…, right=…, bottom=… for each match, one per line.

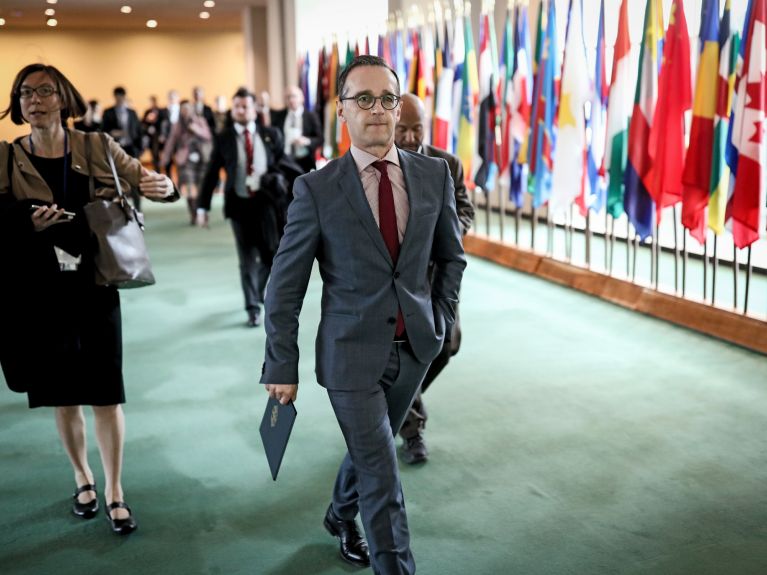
left=0, top=129, right=143, bottom=203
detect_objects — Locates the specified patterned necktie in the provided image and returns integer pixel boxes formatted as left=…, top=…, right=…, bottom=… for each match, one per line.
left=372, top=160, right=404, bottom=337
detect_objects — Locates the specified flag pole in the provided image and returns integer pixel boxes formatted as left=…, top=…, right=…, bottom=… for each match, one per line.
left=605, top=211, right=611, bottom=273
left=702, top=230, right=708, bottom=301
left=632, top=229, right=638, bottom=282
left=485, top=188, right=491, bottom=237
left=682, top=227, right=688, bottom=297
left=651, top=221, right=658, bottom=290
left=585, top=210, right=592, bottom=269
left=744, top=246, right=752, bottom=315
left=565, top=206, right=573, bottom=263
left=546, top=208, right=553, bottom=257
left=711, top=234, right=718, bottom=306
left=498, top=181, right=505, bottom=243
left=531, top=206, right=537, bottom=250
left=672, top=206, right=680, bottom=294
left=733, top=243, right=738, bottom=310
left=514, top=199, right=521, bottom=245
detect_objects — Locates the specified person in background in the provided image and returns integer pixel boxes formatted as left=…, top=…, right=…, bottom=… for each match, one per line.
left=394, top=93, right=474, bottom=464
left=192, top=86, right=216, bottom=134
left=270, top=86, right=323, bottom=174
left=197, top=88, right=285, bottom=328
left=141, top=95, right=165, bottom=173
left=213, top=94, right=230, bottom=134
left=162, top=100, right=212, bottom=224
left=260, top=56, right=466, bottom=574
left=73, top=99, right=101, bottom=133
left=161, top=89, right=181, bottom=176
left=101, top=86, right=143, bottom=209
left=0, top=63, right=178, bottom=537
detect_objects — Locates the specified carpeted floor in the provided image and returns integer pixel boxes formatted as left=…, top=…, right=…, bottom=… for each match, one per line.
left=1, top=198, right=765, bottom=575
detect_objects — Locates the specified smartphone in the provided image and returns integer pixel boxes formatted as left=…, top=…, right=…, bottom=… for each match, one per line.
left=30, top=204, right=76, bottom=220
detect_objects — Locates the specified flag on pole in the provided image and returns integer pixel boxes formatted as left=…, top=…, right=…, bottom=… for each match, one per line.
left=682, top=0, right=721, bottom=243
left=646, top=0, right=692, bottom=219
left=624, top=0, right=664, bottom=240
left=729, top=0, right=767, bottom=248
left=709, top=2, right=740, bottom=235
left=324, top=40, right=339, bottom=158
left=582, top=0, right=608, bottom=215
left=510, top=3, right=532, bottom=208
left=451, top=8, right=466, bottom=155
left=499, top=5, right=514, bottom=178
left=475, top=10, right=499, bottom=191
left=551, top=0, right=591, bottom=215
left=434, top=16, right=454, bottom=150
left=605, top=0, right=633, bottom=219
left=529, top=0, right=559, bottom=208
left=457, top=5, right=479, bottom=184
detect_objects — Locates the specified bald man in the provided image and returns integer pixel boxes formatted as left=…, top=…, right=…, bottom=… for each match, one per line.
left=394, top=93, right=474, bottom=464
left=270, top=86, right=324, bottom=174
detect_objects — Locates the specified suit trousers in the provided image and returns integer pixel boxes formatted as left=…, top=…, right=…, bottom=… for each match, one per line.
left=230, top=219, right=270, bottom=313
left=327, top=341, right=429, bottom=575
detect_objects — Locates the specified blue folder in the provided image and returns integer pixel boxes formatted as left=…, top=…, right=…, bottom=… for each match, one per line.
left=259, top=398, right=297, bottom=481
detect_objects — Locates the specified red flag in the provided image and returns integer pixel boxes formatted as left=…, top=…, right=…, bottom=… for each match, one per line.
left=647, top=0, right=692, bottom=219
left=730, top=0, right=767, bottom=248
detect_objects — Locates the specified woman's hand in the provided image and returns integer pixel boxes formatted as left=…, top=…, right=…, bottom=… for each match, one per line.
left=138, top=167, right=175, bottom=200
left=30, top=204, right=69, bottom=231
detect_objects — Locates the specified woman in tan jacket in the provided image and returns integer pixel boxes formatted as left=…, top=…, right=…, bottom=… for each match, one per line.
left=0, top=63, right=178, bottom=535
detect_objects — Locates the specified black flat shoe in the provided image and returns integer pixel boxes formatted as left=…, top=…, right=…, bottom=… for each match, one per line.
left=72, top=483, right=98, bottom=519
left=323, top=504, right=370, bottom=567
left=105, top=501, right=137, bottom=535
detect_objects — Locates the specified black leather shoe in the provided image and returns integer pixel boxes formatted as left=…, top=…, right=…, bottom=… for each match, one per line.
left=323, top=504, right=370, bottom=567
left=247, top=309, right=262, bottom=327
left=72, top=483, right=98, bottom=519
left=105, top=502, right=137, bottom=535
left=402, top=434, right=429, bottom=465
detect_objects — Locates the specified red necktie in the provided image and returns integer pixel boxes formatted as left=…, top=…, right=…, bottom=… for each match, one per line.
left=372, top=160, right=405, bottom=337
left=244, top=129, right=254, bottom=177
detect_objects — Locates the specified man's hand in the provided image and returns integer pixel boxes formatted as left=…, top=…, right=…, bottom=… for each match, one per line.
left=139, top=167, right=174, bottom=199
left=265, top=384, right=298, bottom=405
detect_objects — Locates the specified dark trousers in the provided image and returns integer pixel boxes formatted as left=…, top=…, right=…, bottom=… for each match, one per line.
left=327, top=342, right=428, bottom=575
left=398, top=339, right=450, bottom=440
left=230, top=219, right=270, bottom=313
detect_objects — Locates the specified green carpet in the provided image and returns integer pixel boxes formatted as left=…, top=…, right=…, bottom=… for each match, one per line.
left=1, top=199, right=765, bottom=575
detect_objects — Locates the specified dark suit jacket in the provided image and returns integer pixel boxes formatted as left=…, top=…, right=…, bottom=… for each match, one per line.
left=261, top=150, right=467, bottom=390
left=101, top=106, right=143, bottom=158
left=422, top=144, right=474, bottom=234
left=270, top=108, right=323, bottom=173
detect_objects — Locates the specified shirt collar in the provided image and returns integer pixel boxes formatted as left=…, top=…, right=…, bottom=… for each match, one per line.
left=290, top=106, right=304, bottom=117
left=234, top=121, right=257, bottom=135
left=350, top=144, right=400, bottom=174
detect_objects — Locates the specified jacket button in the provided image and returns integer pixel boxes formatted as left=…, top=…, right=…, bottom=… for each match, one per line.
left=387, top=317, right=396, bottom=325
left=394, top=272, right=400, bottom=279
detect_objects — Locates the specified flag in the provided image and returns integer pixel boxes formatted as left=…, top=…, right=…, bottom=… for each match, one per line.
left=475, top=11, right=499, bottom=191
left=323, top=41, right=339, bottom=158
left=499, top=6, right=514, bottom=178
left=582, top=0, right=608, bottom=215
left=624, top=0, right=664, bottom=240
left=510, top=3, right=532, bottom=208
left=529, top=0, right=559, bottom=208
left=605, top=0, right=633, bottom=218
left=451, top=9, right=466, bottom=155
left=682, top=0, right=720, bottom=243
left=434, top=15, right=454, bottom=150
left=551, top=0, right=591, bottom=215
left=457, top=7, right=479, bottom=184
left=647, top=0, right=692, bottom=219
left=709, top=2, right=740, bottom=235
left=729, top=0, right=767, bottom=248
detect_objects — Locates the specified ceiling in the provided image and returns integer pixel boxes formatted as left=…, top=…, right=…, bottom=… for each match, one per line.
left=0, top=0, right=267, bottom=32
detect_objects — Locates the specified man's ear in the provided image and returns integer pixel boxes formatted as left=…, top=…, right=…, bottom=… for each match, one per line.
left=337, top=99, right=346, bottom=124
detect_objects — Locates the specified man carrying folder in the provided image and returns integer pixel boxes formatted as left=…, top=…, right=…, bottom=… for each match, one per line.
left=261, top=56, right=466, bottom=575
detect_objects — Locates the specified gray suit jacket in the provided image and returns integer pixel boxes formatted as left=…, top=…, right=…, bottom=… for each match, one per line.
left=261, top=149, right=466, bottom=391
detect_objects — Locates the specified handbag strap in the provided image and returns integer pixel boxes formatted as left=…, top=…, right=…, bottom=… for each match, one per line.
left=85, top=133, right=95, bottom=201
left=5, top=142, right=15, bottom=192
left=98, top=132, right=126, bottom=202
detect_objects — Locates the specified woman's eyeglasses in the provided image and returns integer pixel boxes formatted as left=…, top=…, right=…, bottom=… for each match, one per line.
left=19, top=85, right=58, bottom=99
left=340, top=93, right=401, bottom=110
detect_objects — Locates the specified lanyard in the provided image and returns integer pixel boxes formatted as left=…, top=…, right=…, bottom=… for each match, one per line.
left=29, top=130, right=69, bottom=202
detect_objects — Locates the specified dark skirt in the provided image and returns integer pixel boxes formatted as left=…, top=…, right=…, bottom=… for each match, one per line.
left=1, top=270, right=125, bottom=409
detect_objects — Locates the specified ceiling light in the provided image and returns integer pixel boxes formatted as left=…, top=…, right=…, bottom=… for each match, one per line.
left=146, top=19, right=158, bottom=28
left=199, top=11, right=210, bottom=19
left=46, top=18, right=58, bottom=26
left=203, top=1, right=216, bottom=7
left=45, top=8, right=56, bottom=16
left=121, top=6, right=132, bottom=14
left=46, top=0, right=57, bottom=4
left=0, top=18, right=5, bottom=26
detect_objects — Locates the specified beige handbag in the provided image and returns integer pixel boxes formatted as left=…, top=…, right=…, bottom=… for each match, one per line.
left=83, top=133, right=155, bottom=288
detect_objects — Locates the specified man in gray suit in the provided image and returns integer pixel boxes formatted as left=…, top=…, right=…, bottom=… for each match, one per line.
left=394, top=93, right=474, bottom=465
left=261, top=56, right=466, bottom=575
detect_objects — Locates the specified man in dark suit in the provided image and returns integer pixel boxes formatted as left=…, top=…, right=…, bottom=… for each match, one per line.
left=261, top=56, right=466, bottom=574
left=102, top=86, right=143, bottom=208
left=270, top=86, right=323, bottom=174
left=192, top=86, right=217, bottom=134
left=394, top=93, right=474, bottom=465
left=197, top=88, right=284, bottom=328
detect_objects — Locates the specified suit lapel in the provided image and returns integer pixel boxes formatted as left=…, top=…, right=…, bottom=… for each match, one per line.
left=339, top=153, right=393, bottom=265
left=398, top=150, right=422, bottom=259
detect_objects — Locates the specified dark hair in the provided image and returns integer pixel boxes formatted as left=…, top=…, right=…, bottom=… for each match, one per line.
left=336, top=55, right=400, bottom=99
left=233, top=87, right=255, bottom=101
left=0, top=63, right=87, bottom=125
left=113, top=86, right=127, bottom=97
left=87, top=99, right=99, bottom=108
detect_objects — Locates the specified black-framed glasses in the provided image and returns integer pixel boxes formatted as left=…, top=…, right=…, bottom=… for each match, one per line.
left=19, top=85, right=58, bottom=99
left=340, top=93, right=401, bottom=110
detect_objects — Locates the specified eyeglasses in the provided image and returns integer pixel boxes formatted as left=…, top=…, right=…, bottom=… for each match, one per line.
left=18, top=85, right=58, bottom=99
left=340, top=93, right=401, bottom=110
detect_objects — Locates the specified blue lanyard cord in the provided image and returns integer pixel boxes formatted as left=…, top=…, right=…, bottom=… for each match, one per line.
left=29, top=130, right=69, bottom=203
